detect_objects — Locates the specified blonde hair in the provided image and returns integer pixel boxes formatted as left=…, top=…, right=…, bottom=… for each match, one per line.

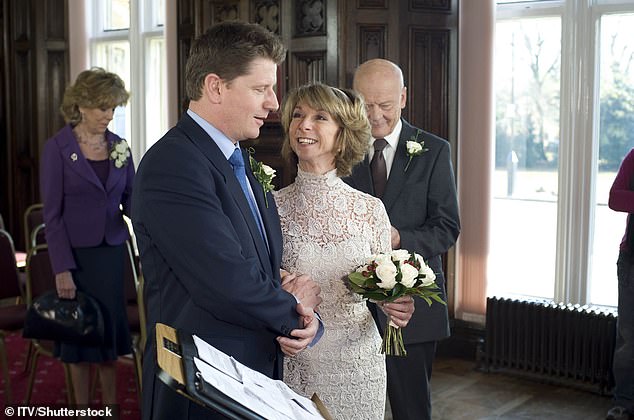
left=281, top=83, right=371, bottom=177
left=60, top=67, right=129, bottom=125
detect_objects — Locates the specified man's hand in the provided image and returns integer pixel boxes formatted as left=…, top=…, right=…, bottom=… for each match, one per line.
left=281, top=272, right=322, bottom=312
left=391, top=225, right=401, bottom=249
left=55, top=271, right=76, bottom=299
left=277, top=303, right=319, bottom=356
left=379, top=296, right=415, bottom=328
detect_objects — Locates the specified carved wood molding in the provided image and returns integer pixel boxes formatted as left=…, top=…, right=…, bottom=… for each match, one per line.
left=253, top=0, right=280, bottom=34
left=358, top=25, right=386, bottom=64
left=410, top=0, right=451, bottom=12
left=357, top=0, right=387, bottom=9
left=289, top=51, right=326, bottom=87
left=294, top=0, right=325, bottom=37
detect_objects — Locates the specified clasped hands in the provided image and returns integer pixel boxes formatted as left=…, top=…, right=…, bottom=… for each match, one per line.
left=277, top=270, right=322, bottom=357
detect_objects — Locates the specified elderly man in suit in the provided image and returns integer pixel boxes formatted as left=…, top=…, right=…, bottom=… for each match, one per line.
left=345, top=58, right=461, bottom=420
left=132, top=21, right=322, bottom=420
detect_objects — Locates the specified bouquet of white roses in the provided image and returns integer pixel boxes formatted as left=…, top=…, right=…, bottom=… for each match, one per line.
left=347, top=249, right=445, bottom=356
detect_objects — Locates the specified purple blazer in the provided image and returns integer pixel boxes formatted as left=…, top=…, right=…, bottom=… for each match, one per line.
left=40, top=124, right=135, bottom=274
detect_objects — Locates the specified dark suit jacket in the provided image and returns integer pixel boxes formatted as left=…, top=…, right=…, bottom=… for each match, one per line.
left=344, top=119, right=460, bottom=344
left=132, top=113, right=301, bottom=420
left=40, top=125, right=135, bottom=274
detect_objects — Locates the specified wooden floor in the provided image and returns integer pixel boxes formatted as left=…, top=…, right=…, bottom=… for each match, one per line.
left=385, top=356, right=614, bottom=420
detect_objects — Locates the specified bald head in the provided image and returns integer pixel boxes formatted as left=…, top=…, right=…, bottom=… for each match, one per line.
left=353, top=59, right=404, bottom=89
left=353, top=59, right=406, bottom=139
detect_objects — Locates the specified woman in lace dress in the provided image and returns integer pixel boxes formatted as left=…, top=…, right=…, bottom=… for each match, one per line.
left=274, top=83, right=415, bottom=419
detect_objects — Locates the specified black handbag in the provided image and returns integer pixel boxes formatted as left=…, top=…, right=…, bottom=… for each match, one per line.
left=23, top=290, right=105, bottom=345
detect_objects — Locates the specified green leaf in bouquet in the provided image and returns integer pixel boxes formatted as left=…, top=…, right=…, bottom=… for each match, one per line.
left=347, top=271, right=368, bottom=287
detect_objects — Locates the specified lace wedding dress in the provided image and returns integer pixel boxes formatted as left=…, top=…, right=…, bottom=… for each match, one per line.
left=274, top=168, right=391, bottom=420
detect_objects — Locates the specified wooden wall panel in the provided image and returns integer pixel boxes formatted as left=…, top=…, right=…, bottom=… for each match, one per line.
left=358, top=25, right=386, bottom=65
left=408, top=28, right=451, bottom=139
left=411, top=0, right=451, bottom=12
left=0, top=0, right=68, bottom=250
left=289, top=51, right=326, bottom=88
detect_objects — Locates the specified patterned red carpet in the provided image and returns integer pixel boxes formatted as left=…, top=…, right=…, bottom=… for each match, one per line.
left=0, top=332, right=140, bottom=419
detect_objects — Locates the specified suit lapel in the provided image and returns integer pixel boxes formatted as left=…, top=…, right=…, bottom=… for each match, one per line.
left=178, top=115, right=272, bottom=275
left=382, top=121, right=416, bottom=211
left=105, top=132, right=124, bottom=193
left=245, top=164, right=281, bottom=273
left=349, top=155, right=373, bottom=195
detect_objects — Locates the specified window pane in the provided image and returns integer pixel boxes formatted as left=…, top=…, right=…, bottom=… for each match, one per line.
left=489, top=17, right=561, bottom=299
left=589, top=13, right=634, bottom=306
left=155, top=0, right=165, bottom=27
left=93, top=41, right=131, bottom=143
left=145, top=37, right=167, bottom=150
left=104, top=0, right=130, bottom=30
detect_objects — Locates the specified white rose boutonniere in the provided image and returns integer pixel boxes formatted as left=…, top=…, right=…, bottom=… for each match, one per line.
left=247, top=148, right=276, bottom=208
left=110, top=138, right=131, bottom=168
left=404, top=129, right=429, bottom=172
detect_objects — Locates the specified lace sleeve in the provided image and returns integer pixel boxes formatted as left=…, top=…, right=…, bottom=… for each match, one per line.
left=370, top=199, right=392, bottom=254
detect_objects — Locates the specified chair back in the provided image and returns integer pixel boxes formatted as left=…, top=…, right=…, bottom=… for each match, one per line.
left=23, top=204, right=44, bottom=253
left=0, top=229, right=22, bottom=300
left=0, top=213, right=5, bottom=230
left=124, top=240, right=139, bottom=304
left=124, top=239, right=147, bottom=350
left=25, top=244, right=55, bottom=305
left=30, top=223, right=46, bottom=250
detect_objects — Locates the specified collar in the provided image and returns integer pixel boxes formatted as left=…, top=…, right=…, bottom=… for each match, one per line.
left=369, top=119, right=402, bottom=151
left=187, top=108, right=239, bottom=159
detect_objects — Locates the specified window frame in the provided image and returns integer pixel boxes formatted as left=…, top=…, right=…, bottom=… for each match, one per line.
left=86, top=0, right=166, bottom=166
left=494, top=0, right=634, bottom=305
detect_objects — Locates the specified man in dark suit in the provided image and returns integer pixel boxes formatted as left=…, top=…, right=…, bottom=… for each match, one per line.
left=345, top=58, right=461, bottom=420
left=132, top=21, right=322, bottom=420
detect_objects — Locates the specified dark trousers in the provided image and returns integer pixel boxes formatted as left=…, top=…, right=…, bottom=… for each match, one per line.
left=387, top=341, right=437, bottom=420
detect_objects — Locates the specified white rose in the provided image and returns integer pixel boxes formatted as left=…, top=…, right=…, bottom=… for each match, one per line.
left=375, top=262, right=397, bottom=289
left=400, top=263, right=418, bottom=288
left=373, top=253, right=392, bottom=266
left=115, top=142, right=128, bottom=153
left=419, top=263, right=436, bottom=286
left=110, top=151, right=118, bottom=159
left=406, top=141, right=423, bottom=154
left=114, top=159, right=124, bottom=169
left=262, top=165, right=276, bottom=177
left=391, top=249, right=411, bottom=263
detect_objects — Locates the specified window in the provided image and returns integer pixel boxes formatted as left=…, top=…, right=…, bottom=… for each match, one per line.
left=87, top=0, right=167, bottom=164
left=489, top=0, right=634, bottom=307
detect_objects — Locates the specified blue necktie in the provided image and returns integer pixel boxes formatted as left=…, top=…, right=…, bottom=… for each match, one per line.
left=228, top=148, right=266, bottom=242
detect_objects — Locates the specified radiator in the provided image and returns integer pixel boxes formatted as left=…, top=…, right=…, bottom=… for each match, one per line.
left=481, top=297, right=618, bottom=394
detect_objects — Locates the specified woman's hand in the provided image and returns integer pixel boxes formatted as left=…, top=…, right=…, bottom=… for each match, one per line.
left=379, top=296, right=415, bottom=328
left=55, top=271, right=76, bottom=299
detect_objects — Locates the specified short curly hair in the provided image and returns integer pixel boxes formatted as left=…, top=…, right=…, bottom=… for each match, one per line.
left=60, top=67, right=129, bottom=125
left=281, top=83, right=371, bottom=177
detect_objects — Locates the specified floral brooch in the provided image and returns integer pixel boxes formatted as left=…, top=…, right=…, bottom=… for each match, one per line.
left=110, top=139, right=131, bottom=168
left=247, top=148, right=276, bottom=208
left=404, top=129, right=429, bottom=172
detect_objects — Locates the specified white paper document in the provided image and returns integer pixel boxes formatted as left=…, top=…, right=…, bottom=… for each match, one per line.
left=192, top=336, right=325, bottom=419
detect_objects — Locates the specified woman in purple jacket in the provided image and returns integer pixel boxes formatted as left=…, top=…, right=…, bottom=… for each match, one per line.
left=40, top=67, right=134, bottom=406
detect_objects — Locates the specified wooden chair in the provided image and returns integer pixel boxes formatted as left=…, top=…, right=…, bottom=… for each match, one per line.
left=0, top=229, right=27, bottom=404
left=23, top=204, right=44, bottom=254
left=23, top=244, right=74, bottom=405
